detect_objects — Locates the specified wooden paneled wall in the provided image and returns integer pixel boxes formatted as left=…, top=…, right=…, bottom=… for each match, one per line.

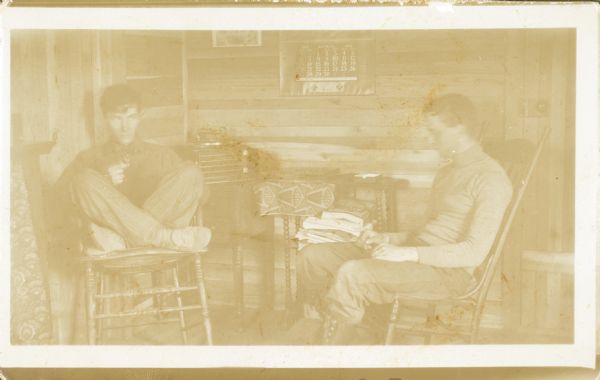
left=503, top=29, right=575, bottom=253
left=185, top=30, right=508, bottom=176
left=500, top=29, right=575, bottom=331
left=10, top=30, right=129, bottom=184
left=186, top=30, right=507, bottom=146
left=185, top=29, right=574, bottom=248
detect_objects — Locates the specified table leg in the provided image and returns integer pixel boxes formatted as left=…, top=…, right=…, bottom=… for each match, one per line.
left=232, top=236, right=244, bottom=322
left=85, top=263, right=97, bottom=345
left=385, top=186, right=398, bottom=232
left=283, top=216, right=292, bottom=316
left=375, top=190, right=388, bottom=232
left=263, top=217, right=275, bottom=311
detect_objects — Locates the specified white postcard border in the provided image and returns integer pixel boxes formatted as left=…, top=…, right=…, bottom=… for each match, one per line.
left=0, top=4, right=597, bottom=368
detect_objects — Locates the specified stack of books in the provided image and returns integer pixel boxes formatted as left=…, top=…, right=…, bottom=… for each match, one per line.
left=296, top=200, right=372, bottom=246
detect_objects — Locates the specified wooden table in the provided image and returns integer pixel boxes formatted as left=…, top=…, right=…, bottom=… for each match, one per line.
left=188, top=142, right=411, bottom=327
left=255, top=173, right=410, bottom=327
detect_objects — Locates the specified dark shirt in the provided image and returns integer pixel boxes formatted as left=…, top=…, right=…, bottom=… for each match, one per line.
left=56, top=139, right=183, bottom=207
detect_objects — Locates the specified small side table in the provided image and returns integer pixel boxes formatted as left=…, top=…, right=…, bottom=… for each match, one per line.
left=255, top=174, right=409, bottom=327
left=254, top=180, right=336, bottom=326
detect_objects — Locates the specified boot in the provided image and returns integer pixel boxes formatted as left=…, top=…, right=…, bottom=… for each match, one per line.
left=321, top=315, right=357, bottom=345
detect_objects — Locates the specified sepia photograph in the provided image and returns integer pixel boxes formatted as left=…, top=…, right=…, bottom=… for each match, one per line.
left=1, top=5, right=597, bottom=369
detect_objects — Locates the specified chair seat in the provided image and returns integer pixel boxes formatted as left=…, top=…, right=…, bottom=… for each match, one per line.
left=82, top=244, right=214, bottom=345
left=394, top=282, right=480, bottom=303
left=83, top=246, right=207, bottom=273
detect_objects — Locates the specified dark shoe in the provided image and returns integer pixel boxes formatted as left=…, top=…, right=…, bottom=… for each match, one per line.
left=321, top=315, right=357, bottom=345
left=282, top=318, right=323, bottom=345
left=354, top=323, right=382, bottom=345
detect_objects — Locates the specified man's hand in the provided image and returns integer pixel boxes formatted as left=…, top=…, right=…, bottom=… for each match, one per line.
left=355, top=225, right=389, bottom=249
left=107, top=161, right=129, bottom=185
left=371, top=243, right=419, bottom=263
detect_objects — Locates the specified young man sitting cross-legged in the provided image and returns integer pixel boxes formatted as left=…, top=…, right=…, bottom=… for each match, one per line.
left=56, top=84, right=211, bottom=253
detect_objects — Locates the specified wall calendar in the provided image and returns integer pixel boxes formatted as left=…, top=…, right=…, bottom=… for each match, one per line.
left=280, top=31, right=375, bottom=96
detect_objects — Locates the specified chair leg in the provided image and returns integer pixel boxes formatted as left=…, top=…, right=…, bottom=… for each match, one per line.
left=292, top=217, right=303, bottom=319
left=282, top=216, right=292, bottom=325
left=194, top=254, right=213, bottom=345
left=117, top=275, right=134, bottom=340
left=97, top=273, right=106, bottom=344
left=470, top=304, right=485, bottom=344
left=385, top=296, right=400, bottom=345
left=424, top=303, right=437, bottom=344
left=232, top=239, right=244, bottom=321
left=84, top=263, right=97, bottom=345
left=107, top=273, right=119, bottom=342
left=152, top=271, right=164, bottom=321
left=263, top=232, right=275, bottom=311
left=69, top=273, right=83, bottom=345
left=172, top=266, right=188, bottom=345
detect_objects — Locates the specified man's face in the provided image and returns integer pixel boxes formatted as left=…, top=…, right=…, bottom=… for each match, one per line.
left=424, top=113, right=464, bottom=158
left=106, top=105, right=140, bottom=146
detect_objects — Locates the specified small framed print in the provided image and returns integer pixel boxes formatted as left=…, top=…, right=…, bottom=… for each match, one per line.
left=212, top=30, right=262, bottom=47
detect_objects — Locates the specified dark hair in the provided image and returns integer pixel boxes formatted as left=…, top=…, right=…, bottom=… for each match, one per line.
left=424, top=93, right=481, bottom=140
left=100, top=84, right=141, bottom=114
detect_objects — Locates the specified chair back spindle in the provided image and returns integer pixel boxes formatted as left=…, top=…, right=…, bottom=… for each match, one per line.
left=470, top=129, right=550, bottom=303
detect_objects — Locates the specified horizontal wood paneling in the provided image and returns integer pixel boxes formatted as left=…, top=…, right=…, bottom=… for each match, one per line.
left=11, top=30, right=96, bottom=183
left=138, top=115, right=185, bottom=140
left=374, top=29, right=510, bottom=53
left=186, top=30, right=507, bottom=167
left=128, top=76, right=183, bottom=108
left=124, top=32, right=182, bottom=79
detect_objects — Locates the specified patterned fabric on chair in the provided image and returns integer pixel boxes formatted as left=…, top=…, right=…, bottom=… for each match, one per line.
left=10, top=160, right=52, bottom=344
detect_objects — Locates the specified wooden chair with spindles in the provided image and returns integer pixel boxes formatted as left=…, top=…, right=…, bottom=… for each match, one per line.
left=385, top=128, right=550, bottom=345
left=81, top=205, right=213, bottom=345
left=83, top=139, right=256, bottom=345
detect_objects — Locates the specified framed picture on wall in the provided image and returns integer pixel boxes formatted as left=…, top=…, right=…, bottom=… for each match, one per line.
left=212, top=31, right=262, bottom=47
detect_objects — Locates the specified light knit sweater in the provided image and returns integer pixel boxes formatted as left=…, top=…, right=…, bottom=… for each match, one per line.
left=415, top=144, right=513, bottom=271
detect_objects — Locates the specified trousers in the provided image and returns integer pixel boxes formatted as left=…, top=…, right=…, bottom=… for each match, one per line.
left=70, top=162, right=205, bottom=247
left=297, top=242, right=475, bottom=324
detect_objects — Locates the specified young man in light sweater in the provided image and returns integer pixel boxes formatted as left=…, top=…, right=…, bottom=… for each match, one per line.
left=297, top=93, right=513, bottom=344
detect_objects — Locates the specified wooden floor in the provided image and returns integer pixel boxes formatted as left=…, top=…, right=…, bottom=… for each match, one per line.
left=14, top=305, right=589, bottom=380
left=70, top=303, right=572, bottom=346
